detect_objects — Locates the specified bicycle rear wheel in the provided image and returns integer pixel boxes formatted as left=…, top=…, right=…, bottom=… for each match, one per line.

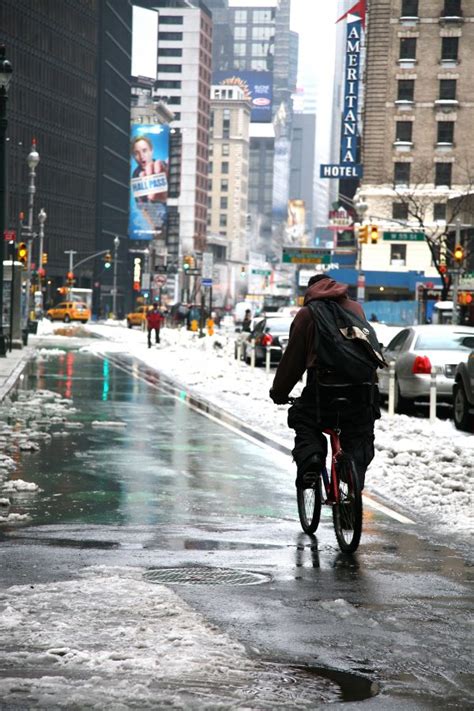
left=297, top=479, right=322, bottom=534
left=332, top=455, right=362, bottom=553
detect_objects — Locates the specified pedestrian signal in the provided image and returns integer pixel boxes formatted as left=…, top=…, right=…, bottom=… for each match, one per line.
left=17, top=242, right=28, bottom=267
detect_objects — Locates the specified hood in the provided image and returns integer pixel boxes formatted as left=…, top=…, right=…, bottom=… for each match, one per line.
left=303, top=277, right=349, bottom=305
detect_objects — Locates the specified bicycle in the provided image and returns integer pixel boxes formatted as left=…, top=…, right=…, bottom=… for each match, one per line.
left=288, top=397, right=363, bottom=554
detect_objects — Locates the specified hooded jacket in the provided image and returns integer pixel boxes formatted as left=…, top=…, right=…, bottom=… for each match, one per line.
left=271, top=277, right=366, bottom=399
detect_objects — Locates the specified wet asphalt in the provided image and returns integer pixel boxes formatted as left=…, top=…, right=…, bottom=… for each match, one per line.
left=0, top=339, right=472, bottom=709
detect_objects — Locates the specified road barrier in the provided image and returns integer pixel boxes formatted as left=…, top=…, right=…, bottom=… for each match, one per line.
left=429, top=366, right=442, bottom=424
left=250, top=338, right=256, bottom=368
left=265, top=346, right=281, bottom=374
left=388, top=361, right=396, bottom=416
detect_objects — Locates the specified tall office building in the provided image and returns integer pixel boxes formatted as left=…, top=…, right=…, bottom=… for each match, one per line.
left=289, top=112, right=316, bottom=235
left=207, top=83, right=251, bottom=305
left=0, top=1, right=132, bottom=306
left=135, top=0, right=213, bottom=258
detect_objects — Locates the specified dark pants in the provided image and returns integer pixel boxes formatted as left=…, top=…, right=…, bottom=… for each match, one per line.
left=287, top=383, right=380, bottom=489
left=147, top=327, right=160, bottom=347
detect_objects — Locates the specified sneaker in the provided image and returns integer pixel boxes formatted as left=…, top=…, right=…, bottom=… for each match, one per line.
left=295, top=454, right=323, bottom=488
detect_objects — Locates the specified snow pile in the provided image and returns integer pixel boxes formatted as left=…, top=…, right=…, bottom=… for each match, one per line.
left=81, top=323, right=473, bottom=536
left=2, top=479, right=40, bottom=492
left=0, top=567, right=337, bottom=707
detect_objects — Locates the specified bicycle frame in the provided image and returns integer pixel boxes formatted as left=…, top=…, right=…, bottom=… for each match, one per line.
left=320, top=428, right=344, bottom=505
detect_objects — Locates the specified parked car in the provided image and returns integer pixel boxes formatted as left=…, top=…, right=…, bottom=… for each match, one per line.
left=46, top=301, right=90, bottom=323
left=126, top=305, right=149, bottom=328
left=240, top=316, right=293, bottom=366
left=452, top=351, right=474, bottom=432
left=378, top=325, right=474, bottom=413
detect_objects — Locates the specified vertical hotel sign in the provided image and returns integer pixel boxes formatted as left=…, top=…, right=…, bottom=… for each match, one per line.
left=320, top=0, right=365, bottom=180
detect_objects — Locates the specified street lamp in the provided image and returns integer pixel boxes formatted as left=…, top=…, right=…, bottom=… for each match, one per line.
left=0, top=45, right=13, bottom=357
left=112, top=235, right=120, bottom=318
left=25, top=139, right=40, bottom=326
left=36, top=208, right=47, bottom=316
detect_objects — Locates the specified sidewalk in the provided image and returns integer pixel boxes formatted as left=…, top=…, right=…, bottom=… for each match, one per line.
left=0, top=348, right=31, bottom=402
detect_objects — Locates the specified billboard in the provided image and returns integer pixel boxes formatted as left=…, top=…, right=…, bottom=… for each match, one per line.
left=213, top=70, right=273, bottom=122
left=129, top=124, right=169, bottom=241
left=131, top=6, right=158, bottom=80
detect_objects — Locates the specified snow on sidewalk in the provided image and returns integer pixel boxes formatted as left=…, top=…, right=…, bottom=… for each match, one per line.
left=38, top=321, right=474, bottom=535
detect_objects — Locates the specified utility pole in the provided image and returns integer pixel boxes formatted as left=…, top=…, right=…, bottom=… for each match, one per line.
left=64, top=250, right=77, bottom=300
left=112, top=235, right=120, bottom=318
left=452, top=219, right=462, bottom=325
left=36, top=208, right=46, bottom=317
left=25, top=140, right=40, bottom=325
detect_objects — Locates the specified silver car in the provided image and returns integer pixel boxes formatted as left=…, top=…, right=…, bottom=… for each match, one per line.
left=378, top=325, right=474, bottom=413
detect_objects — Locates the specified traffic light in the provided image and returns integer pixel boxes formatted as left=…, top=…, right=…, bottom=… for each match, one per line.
left=17, top=242, right=28, bottom=267
left=458, top=292, right=473, bottom=306
left=358, top=225, right=369, bottom=243
left=453, top=244, right=465, bottom=266
left=370, top=225, right=379, bottom=244
left=42, top=252, right=48, bottom=265
left=183, top=255, right=194, bottom=272
left=240, top=266, right=246, bottom=279
left=66, top=271, right=74, bottom=286
left=104, top=252, right=112, bottom=269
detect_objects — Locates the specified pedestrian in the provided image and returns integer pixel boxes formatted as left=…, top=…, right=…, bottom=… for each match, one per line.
left=269, top=274, right=385, bottom=490
left=242, top=309, right=252, bottom=332
left=146, top=303, right=163, bottom=347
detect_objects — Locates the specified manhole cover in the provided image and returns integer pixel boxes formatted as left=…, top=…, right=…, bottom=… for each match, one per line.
left=143, top=566, right=271, bottom=586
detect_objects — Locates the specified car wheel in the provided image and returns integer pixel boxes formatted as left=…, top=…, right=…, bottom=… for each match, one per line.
left=127, top=320, right=132, bottom=329
left=47, top=315, right=53, bottom=321
left=63, top=315, right=71, bottom=323
left=453, top=383, right=471, bottom=431
left=394, top=379, right=413, bottom=415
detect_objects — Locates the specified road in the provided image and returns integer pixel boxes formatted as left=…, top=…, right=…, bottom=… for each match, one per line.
left=0, top=339, right=472, bottom=709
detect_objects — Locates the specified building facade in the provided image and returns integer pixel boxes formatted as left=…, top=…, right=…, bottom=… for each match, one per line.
left=207, top=84, right=250, bottom=304
left=355, top=0, right=474, bottom=300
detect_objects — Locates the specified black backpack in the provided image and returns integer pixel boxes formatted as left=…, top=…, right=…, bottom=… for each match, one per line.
left=307, top=299, right=387, bottom=384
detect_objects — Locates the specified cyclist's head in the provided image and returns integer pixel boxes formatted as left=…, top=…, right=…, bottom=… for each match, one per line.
left=307, top=274, right=330, bottom=288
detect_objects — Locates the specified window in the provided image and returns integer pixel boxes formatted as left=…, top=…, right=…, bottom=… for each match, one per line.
left=433, top=203, right=447, bottom=221
left=395, top=121, right=413, bottom=142
left=386, top=329, right=411, bottom=353
left=392, top=202, right=409, bottom=220
left=394, top=162, right=411, bottom=186
left=156, top=80, right=181, bottom=89
left=441, top=37, right=459, bottom=61
left=251, top=59, right=268, bottom=71
left=234, top=43, right=246, bottom=56
left=222, top=143, right=229, bottom=156
left=234, top=27, right=246, bottom=39
left=208, top=161, right=213, bottom=173
left=401, top=0, right=418, bottom=16
left=158, top=64, right=182, bottom=73
left=435, top=162, right=452, bottom=187
left=253, top=9, right=273, bottom=22
left=439, top=79, right=457, bottom=99
left=252, top=43, right=269, bottom=57
left=221, top=161, right=229, bottom=174
left=397, top=79, right=414, bottom=101
left=234, top=10, right=247, bottom=23
left=159, top=32, right=183, bottom=41
left=219, top=214, right=227, bottom=227
left=437, top=121, right=454, bottom=144
left=159, top=16, right=183, bottom=24
left=166, top=96, right=181, bottom=105
left=252, top=26, right=273, bottom=40
left=159, top=48, right=182, bottom=57
left=443, top=0, right=462, bottom=16
left=400, top=37, right=417, bottom=59
left=220, top=179, right=228, bottom=192
left=390, top=244, right=407, bottom=266
left=220, top=197, right=228, bottom=209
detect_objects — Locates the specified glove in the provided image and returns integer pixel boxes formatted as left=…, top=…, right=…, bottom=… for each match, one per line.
left=269, top=388, right=288, bottom=405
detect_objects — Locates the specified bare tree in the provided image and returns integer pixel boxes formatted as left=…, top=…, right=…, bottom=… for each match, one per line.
left=391, top=161, right=474, bottom=300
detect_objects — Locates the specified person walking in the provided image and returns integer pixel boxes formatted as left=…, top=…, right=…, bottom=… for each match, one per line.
left=146, top=303, right=163, bottom=348
left=269, top=274, right=384, bottom=489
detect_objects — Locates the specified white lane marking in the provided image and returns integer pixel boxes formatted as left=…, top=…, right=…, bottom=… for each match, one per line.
left=99, top=354, right=416, bottom=525
left=362, top=493, right=415, bottom=524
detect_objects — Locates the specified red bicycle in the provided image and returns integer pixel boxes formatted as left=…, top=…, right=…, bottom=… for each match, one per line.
left=289, top=398, right=363, bottom=554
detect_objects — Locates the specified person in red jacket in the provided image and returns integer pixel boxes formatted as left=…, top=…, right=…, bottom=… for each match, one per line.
left=146, top=303, right=163, bottom=348
left=269, top=274, right=380, bottom=489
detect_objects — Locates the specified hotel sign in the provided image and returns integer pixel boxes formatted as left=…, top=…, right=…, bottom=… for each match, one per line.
left=320, top=0, right=365, bottom=180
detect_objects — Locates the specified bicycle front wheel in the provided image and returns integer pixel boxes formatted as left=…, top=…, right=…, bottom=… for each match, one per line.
left=332, top=455, right=362, bottom=554
left=297, top=480, right=322, bottom=534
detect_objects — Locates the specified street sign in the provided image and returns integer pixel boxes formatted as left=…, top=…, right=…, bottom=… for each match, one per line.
left=142, top=273, right=151, bottom=289
left=320, top=163, right=363, bottom=179
left=202, top=278, right=213, bottom=287
left=251, top=268, right=272, bottom=276
left=186, top=268, right=201, bottom=276
left=3, top=230, right=15, bottom=242
left=460, top=273, right=474, bottom=290
left=383, top=231, right=425, bottom=241
left=202, top=252, right=214, bottom=279
left=282, top=247, right=331, bottom=264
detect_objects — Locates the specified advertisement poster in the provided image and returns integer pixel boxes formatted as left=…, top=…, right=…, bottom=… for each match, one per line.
left=129, top=124, right=169, bottom=241
left=213, top=70, right=273, bottom=122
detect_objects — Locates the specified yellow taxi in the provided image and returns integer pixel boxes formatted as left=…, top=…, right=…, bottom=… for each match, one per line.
left=126, top=305, right=149, bottom=328
left=46, top=301, right=91, bottom=323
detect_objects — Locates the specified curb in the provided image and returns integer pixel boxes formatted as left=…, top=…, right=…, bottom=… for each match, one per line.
left=0, top=350, right=31, bottom=403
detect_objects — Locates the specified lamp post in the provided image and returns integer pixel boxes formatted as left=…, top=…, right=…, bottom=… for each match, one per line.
left=112, top=235, right=120, bottom=318
left=0, top=46, right=13, bottom=357
left=25, top=139, right=40, bottom=325
left=36, top=208, right=47, bottom=317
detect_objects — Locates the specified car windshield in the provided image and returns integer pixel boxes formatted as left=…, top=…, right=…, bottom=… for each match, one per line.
left=266, top=319, right=292, bottom=334
left=74, top=303, right=87, bottom=311
left=415, top=332, right=474, bottom=350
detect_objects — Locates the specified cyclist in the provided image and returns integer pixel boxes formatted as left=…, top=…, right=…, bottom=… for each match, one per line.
left=269, top=274, right=380, bottom=489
